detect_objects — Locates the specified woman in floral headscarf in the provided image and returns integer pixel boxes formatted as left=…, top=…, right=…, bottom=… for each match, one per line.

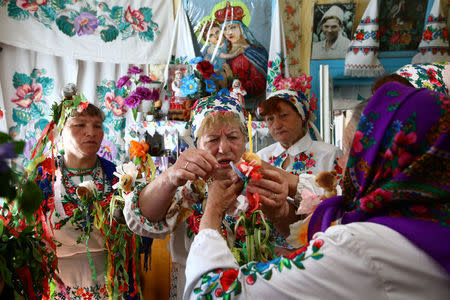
left=123, top=94, right=293, bottom=299
left=183, top=82, right=450, bottom=299
left=396, top=62, right=449, bottom=95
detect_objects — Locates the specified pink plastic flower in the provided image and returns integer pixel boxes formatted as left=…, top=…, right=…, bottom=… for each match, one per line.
left=11, top=83, right=43, bottom=108
left=294, top=74, right=312, bottom=93
left=105, top=92, right=127, bottom=116
left=125, top=7, right=148, bottom=32
left=276, top=77, right=294, bottom=90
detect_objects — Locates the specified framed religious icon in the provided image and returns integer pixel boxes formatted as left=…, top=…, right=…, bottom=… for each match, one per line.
left=379, top=0, right=428, bottom=51
left=311, top=2, right=356, bottom=60
left=184, top=0, right=272, bottom=112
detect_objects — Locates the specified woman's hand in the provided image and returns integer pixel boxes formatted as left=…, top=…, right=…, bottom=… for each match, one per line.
left=168, top=148, right=219, bottom=187
left=246, top=169, right=290, bottom=223
left=200, top=175, right=243, bottom=231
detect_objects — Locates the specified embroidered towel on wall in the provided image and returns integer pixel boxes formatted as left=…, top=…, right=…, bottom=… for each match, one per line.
left=412, top=0, right=450, bottom=63
left=0, top=0, right=173, bottom=64
left=0, top=42, right=135, bottom=166
left=344, top=0, right=384, bottom=77
left=266, top=0, right=290, bottom=94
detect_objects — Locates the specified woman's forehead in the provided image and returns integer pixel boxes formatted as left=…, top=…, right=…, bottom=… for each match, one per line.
left=203, top=125, right=241, bottom=136
left=67, top=114, right=103, bottom=123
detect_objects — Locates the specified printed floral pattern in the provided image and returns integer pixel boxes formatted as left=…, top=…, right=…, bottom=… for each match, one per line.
left=396, top=62, right=449, bottom=95
left=193, top=239, right=324, bottom=298
left=342, top=84, right=450, bottom=225
left=8, top=68, right=54, bottom=172
left=53, top=283, right=107, bottom=300
left=3, top=0, right=160, bottom=43
left=268, top=152, right=317, bottom=175
left=97, top=79, right=127, bottom=163
left=280, top=0, right=301, bottom=74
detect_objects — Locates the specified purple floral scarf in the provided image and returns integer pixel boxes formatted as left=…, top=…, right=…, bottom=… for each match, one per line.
left=308, top=82, right=450, bottom=274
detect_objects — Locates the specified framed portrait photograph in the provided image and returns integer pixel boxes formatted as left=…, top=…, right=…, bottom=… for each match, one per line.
left=311, top=2, right=356, bottom=60
left=379, top=0, right=428, bottom=51
left=184, top=0, right=273, bottom=111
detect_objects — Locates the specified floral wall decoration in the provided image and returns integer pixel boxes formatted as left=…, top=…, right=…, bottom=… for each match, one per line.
left=8, top=68, right=54, bottom=167
left=96, top=79, right=128, bottom=163
left=280, top=0, right=302, bottom=75
left=1, top=0, right=160, bottom=43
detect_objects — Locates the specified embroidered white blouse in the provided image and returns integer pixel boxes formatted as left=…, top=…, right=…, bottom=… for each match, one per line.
left=257, top=133, right=343, bottom=178
left=184, top=222, right=450, bottom=299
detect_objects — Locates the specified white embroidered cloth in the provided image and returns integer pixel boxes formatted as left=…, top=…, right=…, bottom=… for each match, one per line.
left=0, top=0, right=173, bottom=64
left=344, top=0, right=384, bottom=77
left=412, top=0, right=450, bottom=63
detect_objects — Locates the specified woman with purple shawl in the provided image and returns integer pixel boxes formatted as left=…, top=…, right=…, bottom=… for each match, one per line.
left=183, top=82, right=450, bottom=299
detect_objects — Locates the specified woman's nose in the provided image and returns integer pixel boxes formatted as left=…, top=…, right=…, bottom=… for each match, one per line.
left=218, top=138, right=230, bottom=154
left=272, top=116, right=282, bottom=129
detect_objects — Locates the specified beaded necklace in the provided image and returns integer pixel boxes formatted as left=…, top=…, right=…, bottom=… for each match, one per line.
left=59, top=157, right=111, bottom=196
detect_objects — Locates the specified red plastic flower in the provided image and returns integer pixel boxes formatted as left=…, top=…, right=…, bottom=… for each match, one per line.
left=294, top=74, right=312, bottom=93
left=125, top=7, right=148, bottom=32
left=220, top=269, right=239, bottom=291
left=77, top=101, right=89, bottom=113
left=197, top=60, right=215, bottom=79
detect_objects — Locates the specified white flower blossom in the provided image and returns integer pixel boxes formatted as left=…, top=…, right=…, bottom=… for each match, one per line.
left=78, top=180, right=97, bottom=192
left=112, top=162, right=144, bottom=192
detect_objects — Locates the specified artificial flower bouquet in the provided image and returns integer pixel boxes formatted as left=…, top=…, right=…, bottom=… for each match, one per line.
left=117, top=66, right=161, bottom=121
left=179, top=56, right=224, bottom=100
left=0, top=132, right=58, bottom=299
left=229, top=153, right=274, bottom=265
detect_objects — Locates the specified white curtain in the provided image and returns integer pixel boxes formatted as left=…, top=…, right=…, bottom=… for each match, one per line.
left=0, top=42, right=156, bottom=166
left=0, top=0, right=174, bottom=166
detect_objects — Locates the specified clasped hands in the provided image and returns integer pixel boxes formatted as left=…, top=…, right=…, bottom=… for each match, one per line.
left=169, top=149, right=290, bottom=225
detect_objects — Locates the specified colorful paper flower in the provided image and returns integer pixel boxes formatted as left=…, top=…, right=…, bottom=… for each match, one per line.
left=180, top=75, right=199, bottom=96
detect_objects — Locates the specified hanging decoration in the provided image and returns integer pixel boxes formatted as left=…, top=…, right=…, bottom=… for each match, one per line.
left=344, top=0, right=384, bottom=77
left=412, top=0, right=450, bottom=63
left=0, top=0, right=173, bottom=64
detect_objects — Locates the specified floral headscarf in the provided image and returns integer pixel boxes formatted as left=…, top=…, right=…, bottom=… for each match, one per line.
left=396, top=62, right=449, bottom=95
left=182, top=94, right=246, bottom=148
left=263, top=74, right=320, bottom=140
left=308, top=82, right=450, bottom=274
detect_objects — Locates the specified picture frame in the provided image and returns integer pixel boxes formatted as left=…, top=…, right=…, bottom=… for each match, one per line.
left=311, top=2, right=356, bottom=60
left=378, top=0, right=428, bottom=51
left=183, top=0, right=273, bottom=112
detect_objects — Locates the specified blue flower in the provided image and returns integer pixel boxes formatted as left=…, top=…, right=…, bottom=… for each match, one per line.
left=180, top=75, right=199, bottom=96
left=218, top=88, right=230, bottom=96
left=204, top=79, right=216, bottom=93
left=189, top=56, right=203, bottom=64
